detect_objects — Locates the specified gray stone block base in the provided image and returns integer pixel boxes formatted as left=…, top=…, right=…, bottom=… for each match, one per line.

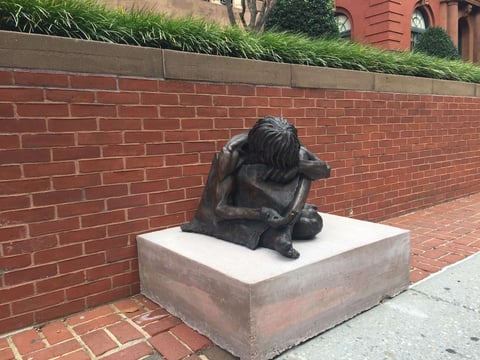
left=137, top=213, right=410, bottom=360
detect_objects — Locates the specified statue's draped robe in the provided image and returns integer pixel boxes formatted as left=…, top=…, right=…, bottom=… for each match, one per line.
left=181, top=155, right=301, bottom=249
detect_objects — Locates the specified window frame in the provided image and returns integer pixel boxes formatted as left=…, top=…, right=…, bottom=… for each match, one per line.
left=411, top=8, right=429, bottom=49
left=335, top=13, right=352, bottom=39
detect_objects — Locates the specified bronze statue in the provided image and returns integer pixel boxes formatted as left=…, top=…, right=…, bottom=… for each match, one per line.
left=182, top=116, right=330, bottom=258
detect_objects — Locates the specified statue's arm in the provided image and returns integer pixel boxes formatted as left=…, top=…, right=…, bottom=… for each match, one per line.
left=269, top=149, right=319, bottom=226
left=298, top=147, right=331, bottom=180
left=272, top=147, right=315, bottom=224
left=215, top=173, right=265, bottom=221
left=214, top=148, right=283, bottom=225
left=287, top=175, right=311, bottom=217
left=224, top=132, right=248, bottom=152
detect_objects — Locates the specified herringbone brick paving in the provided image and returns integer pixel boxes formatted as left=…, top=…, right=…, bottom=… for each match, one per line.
left=382, top=192, right=480, bottom=283
left=1, top=192, right=480, bottom=360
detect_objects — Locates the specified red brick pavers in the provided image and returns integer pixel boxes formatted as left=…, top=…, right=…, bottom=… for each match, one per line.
left=0, top=295, right=217, bottom=360
left=382, top=192, right=480, bottom=283
left=1, top=193, right=480, bottom=360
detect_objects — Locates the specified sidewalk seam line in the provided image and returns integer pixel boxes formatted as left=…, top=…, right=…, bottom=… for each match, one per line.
left=410, top=288, right=480, bottom=313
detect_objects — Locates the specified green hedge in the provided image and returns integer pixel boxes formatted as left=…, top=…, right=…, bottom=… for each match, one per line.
left=264, top=0, right=338, bottom=38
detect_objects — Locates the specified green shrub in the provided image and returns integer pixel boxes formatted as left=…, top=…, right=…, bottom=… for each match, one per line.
left=413, top=26, right=460, bottom=60
left=264, top=0, right=338, bottom=38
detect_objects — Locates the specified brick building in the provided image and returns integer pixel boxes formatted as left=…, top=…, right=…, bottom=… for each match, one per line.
left=334, top=0, right=480, bottom=63
left=103, top=0, right=479, bottom=63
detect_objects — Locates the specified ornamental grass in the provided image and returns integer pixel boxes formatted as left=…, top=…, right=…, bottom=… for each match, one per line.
left=1, top=0, right=479, bottom=83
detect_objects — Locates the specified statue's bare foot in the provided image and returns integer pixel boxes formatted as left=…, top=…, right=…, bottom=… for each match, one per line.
left=274, top=236, right=300, bottom=259
left=260, top=227, right=300, bottom=259
left=282, top=246, right=300, bottom=259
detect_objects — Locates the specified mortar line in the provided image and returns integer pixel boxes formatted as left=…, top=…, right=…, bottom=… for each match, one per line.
left=63, top=319, right=98, bottom=360
left=6, top=336, right=22, bottom=360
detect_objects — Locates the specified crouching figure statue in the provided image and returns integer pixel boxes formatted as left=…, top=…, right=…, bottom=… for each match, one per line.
left=181, top=116, right=331, bottom=259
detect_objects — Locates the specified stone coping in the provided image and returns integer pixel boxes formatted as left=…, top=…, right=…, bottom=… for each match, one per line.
left=1, top=30, right=479, bottom=97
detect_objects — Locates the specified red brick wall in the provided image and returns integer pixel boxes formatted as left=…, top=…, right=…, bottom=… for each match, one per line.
left=1, top=67, right=480, bottom=334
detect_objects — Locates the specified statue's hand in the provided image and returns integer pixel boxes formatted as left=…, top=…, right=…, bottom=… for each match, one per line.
left=261, top=207, right=298, bottom=228
left=224, top=132, right=248, bottom=152
left=260, top=207, right=283, bottom=227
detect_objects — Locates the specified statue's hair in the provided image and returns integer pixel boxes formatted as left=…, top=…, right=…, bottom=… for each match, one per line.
left=248, top=116, right=300, bottom=169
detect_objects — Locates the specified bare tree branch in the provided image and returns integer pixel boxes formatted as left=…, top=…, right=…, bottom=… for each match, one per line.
left=239, top=0, right=248, bottom=29
left=225, top=0, right=237, bottom=26
left=247, top=0, right=258, bottom=30
left=225, top=0, right=276, bottom=32
left=255, top=0, right=276, bottom=32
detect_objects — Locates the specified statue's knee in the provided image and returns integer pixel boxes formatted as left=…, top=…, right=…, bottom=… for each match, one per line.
left=292, top=210, right=323, bottom=239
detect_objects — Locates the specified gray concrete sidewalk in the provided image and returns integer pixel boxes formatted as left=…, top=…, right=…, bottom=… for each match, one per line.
left=277, top=252, right=480, bottom=360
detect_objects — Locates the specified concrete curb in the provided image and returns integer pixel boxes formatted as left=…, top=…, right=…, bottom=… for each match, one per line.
left=1, top=30, right=478, bottom=97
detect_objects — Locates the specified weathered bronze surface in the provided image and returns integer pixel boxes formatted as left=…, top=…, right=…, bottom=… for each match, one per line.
left=182, top=116, right=330, bottom=258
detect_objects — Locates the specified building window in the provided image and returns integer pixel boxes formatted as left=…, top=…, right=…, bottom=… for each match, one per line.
left=335, top=14, right=351, bottom=39
left=411, top=8, right=428, bottom=49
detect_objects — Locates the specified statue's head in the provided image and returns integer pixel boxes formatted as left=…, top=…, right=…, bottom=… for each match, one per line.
left=248, top=116, right=300, bottom=169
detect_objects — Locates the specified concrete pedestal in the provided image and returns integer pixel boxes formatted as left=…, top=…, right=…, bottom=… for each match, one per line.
left=137, top=213, right=410, bottom=360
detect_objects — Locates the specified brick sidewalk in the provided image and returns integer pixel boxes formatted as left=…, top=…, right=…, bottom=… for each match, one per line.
left=1, top=192, right=480, bottom=360
left=382, top=192, right=480, bottom=283
left=0, top=295, right=223, bottom=360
